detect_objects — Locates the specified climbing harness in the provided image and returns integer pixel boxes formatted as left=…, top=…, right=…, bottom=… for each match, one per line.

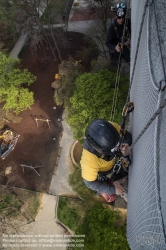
left=112, top=101, right=134, bottom=178
left=98, top=100, right=134, bottom=202
left=113, top=156, right=130, bottom=173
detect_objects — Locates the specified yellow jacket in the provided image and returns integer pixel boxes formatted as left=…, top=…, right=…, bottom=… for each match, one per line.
left=80, top=122, right=121, bottom=181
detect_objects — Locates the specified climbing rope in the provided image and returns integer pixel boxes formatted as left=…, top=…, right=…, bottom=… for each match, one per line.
left=110, top=49, right=123, bottom=121
left=111, top=0, right=166, bottom=146
left=112, top=0, right=166, bottom=154
left=110, top=0, right=131, bottom=121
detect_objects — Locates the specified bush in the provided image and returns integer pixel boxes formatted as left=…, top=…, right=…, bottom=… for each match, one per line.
left=68, top=203, right=130, bottom=250
left=69, top=167, right=100, bottom=201
left=57, top=197, right=89, bottom=232
left=67, top=69, right=129, bottom=141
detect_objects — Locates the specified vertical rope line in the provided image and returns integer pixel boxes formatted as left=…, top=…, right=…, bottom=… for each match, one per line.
left=110, top=51, right=122, bottom=121
left=110, top=0, right=131, bottom=121
left=153, top=0, right=166, bottom=241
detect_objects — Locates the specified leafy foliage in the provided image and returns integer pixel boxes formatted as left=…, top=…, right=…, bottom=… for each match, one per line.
left=0, top=186, right=42, bottom=234
left=0, top=0, right=37, bottom=50
left=68, top=203, right=130, bottom=250
left=0, top=0, right=67, bottom=58
left=40, top=0, right=68, bottom=25
left=69, top=167, right=97, bottom=201
left=76, top=36, right=99, bottom=71
left=54, top=58, right=83, bottom=107
left=57, top=197, right=90, bottom=232
left=0, top=108, right=22, bottom=129
left=67, top=69, right=129, bottom=140
left=0, top=192, right=21, bottom=217
left=0, top=52, right=35, bottom=114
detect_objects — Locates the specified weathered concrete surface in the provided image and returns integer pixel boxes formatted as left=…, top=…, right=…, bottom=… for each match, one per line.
left=49, top=111, right=77, bottom=197
left=9, top=34, right=27, bottom=59
left=0, top=194, right=67, bottom=250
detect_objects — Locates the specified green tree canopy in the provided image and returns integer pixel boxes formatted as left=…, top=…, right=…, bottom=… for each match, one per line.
left=0, top=0, right=38, bottom=42
left=0, top=52, right=36, bottom=114
left=67, top=202, right=130, bottom=250
left=67, top=69, right=129, bottom=140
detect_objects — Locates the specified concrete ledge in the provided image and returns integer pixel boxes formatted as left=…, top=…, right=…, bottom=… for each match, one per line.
left=70, top=140, right=79, bottom=167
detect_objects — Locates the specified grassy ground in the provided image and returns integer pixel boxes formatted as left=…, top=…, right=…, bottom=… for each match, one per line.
left=0, top=186, right=42, bottom=222
left=57, top=197, right=129, bottom=250
left=57, top=197, right=94, bottom=232
left=57, top=196, right=127, bottom=233
left=19, top=189, right=42, bottom=219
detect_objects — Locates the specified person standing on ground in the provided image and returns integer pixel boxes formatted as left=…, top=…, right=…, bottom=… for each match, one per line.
left=106, top=2, right=131, bottom=66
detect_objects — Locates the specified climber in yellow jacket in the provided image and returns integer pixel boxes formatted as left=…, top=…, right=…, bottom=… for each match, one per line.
left=80, top=119, right=132, bottom=200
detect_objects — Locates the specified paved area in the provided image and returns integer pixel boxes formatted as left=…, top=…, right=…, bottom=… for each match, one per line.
left=9, top=34, right=27, bottom=59
left=49, top=111, right=77, bottom=196
left=1, top=194, right=67, bottom=250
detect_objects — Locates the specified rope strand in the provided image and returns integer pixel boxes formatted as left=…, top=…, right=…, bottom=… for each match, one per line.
left=111, top=0, right=131, bottom=121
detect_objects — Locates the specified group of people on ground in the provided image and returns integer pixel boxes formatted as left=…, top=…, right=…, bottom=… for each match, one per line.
left=80, top=3, right=132, bottom=203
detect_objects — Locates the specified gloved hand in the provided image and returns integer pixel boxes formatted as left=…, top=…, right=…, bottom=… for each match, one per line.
left=120, top=143, right=131, bottom=156
left=113, top=181, right=124, bottom=195
left=100, top=193, right=116, bottom=202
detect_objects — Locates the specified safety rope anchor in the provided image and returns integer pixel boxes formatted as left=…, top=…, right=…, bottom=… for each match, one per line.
left=122, top=102, right=134, bottom=117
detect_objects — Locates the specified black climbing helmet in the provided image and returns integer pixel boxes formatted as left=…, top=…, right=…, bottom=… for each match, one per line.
left=116, top=2, right=126, bottom=17
left=85, top=119, right=120, bottom=156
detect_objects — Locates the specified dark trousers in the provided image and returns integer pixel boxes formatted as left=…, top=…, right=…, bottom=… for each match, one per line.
left=110, top=47, right=130, bottom=66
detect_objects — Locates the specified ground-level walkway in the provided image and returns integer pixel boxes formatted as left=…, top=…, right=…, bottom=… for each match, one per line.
left=1, top=194, right=67, bottom=250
